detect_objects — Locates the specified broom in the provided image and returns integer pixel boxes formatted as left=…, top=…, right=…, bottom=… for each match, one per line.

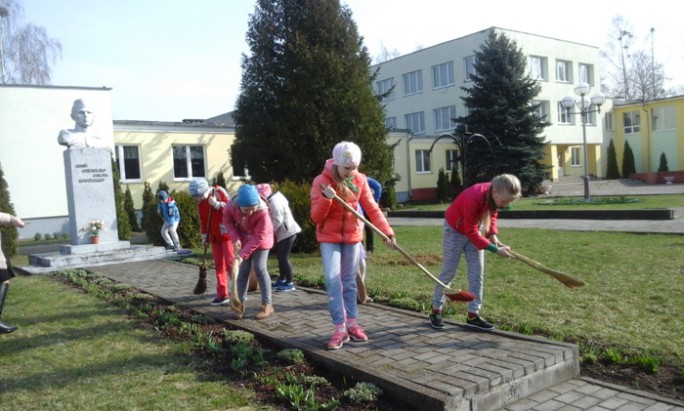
left=509, top=250, right=585, bottom=289
left=326, top=188, right=474, bottom=303
left=193, top=191, right=214, bottom=295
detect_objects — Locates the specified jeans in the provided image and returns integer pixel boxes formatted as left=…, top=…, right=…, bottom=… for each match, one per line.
left=320, top=242, right=360, bottom=326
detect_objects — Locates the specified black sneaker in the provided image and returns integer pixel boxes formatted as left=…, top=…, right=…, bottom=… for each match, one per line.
left=164, top=244, right=175, bottom=251
left=466, top=314, right=494, bottom=331
left=428, top=313, right=445, bottom=330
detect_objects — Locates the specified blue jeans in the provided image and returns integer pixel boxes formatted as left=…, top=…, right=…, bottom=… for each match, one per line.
left=320, top=242, right=360, bottom=326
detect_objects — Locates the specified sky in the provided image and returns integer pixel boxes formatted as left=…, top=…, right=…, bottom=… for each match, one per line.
left=17, top=0, right=684, bottom=122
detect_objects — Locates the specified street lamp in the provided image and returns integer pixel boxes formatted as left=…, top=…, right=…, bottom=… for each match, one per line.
left=561, top=82, right=605, bottom=201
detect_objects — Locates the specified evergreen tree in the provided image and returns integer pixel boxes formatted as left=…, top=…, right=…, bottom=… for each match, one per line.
left=212, top=172, right=227, bottom=189
left=123, top=185, right=140, bottom=231
left=436, top=168, right=450, bottom=202
left=140, top=182, right=160, bottom=244
left=621, top=141, right=637, bottom=178
left=170, top=190, right=201, bottom=249
left=111, top=159, right=130, bottom=240
left=450, top=166, right=463, bottom=198
left=657, top=152, right=669, bottom=172
left=233, top=0, right=392, bottom=185
left=0, top=161, right=18, bottom=257
left=605, top=139, right=620, bottom=179
left=455, top=30, right=550, bottom=195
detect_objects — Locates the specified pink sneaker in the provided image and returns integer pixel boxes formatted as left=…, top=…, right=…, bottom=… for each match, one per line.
left=347, top=325, right=368, bottom=342
left=327, top=330, right=350, bottom=350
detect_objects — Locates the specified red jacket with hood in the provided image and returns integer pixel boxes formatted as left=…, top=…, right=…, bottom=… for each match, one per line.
left=444, top=182, right=497, bottom=250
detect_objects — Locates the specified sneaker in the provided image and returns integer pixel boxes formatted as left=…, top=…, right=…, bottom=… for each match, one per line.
left=347, top=325, right=368, bottom=342
left=272, top=279, right=288, bottom=289
left=276, top=282, right=295, bottom=292
left=210, top=297, right=230, bottom=306
left=466, top=313, right=494, bottom=331
left=428, top=312, right=445, bottom=330
left=327, top=330, right=350, bottom=350
left=164, top=244, right=175, bottom=251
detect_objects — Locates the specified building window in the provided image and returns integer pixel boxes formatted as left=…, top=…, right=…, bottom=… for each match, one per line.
left=405, top=112, right=425, bottom=134
left=556, top=60, right=571, bottom=82
left=464, top=55, right=476, bottom=81
left=415, top=150, right=431, bottom=173
left=385, top=117, right=397, bottom=129
left=446, top=150, right=458, bottom=172
left=377, top=77, right=394, bottom=101
left=604, top=112, right=614, bottom=130
left=571, top=147, right=581, bottom=166
left=529, top=56, right=547, bottom=80
left=578, top=63, right=593, bottom=85
left=652, top=106, right=675, bottom=131
left=432, top=61, right=454, bottom=89
left=434, top=105, right=456, bottom=131
left=557, top=101, right=571, bottom=124
left=623, top=111, right=641, bottom=134
left=115, top=145, right=141, bottom=181
left=532, top=100, right=549, bottom=121
left=173, top=145, right=206, bottom=179
left=403, top=70, right=423, bottom=95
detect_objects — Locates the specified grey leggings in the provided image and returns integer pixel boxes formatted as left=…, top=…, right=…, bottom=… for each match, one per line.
left=431, top=222, right=484, bottom=313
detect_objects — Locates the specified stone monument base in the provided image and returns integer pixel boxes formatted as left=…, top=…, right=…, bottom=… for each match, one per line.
left=60, top=240, right=131, bottom=255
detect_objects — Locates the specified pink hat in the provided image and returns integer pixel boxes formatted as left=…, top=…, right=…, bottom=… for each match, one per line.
left=332, top=141, right=362, bottom=168
left=256, top=183, right=272, bottom=198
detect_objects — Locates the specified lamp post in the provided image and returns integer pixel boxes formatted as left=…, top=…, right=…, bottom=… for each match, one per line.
left=561, top=82, right=606, bottom=201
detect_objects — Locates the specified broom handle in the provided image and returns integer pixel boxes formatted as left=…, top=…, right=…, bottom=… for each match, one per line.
left=325, top=188, right=455, bottom=291
left=202, top=189, right=215, bottom=265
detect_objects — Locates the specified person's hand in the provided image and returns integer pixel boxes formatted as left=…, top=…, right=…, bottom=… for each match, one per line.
left=321, top=185, right=336, bottom=199
left=234, top=255, right=243, bottom=266
left=207, top=195, right=218, bottom=208
left=233, top=240, right=242, bottom=251
left=201, top=233, right=208, bottom=246
left=496, top=246, right=513, bottom=258
left=383, top=235, right=397, bottom=250
left=11, top=216, right=25, bottom=228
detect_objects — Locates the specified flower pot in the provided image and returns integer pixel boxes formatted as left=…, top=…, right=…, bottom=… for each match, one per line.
left=90, top=236, right=100, bottom=244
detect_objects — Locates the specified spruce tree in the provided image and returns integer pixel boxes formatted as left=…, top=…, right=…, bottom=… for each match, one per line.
left=233, top=0, right=392, bottom=185
left=450, top=166, right=463, bottom=198
left=605, top=139, right=620, bottom=179
left=455, top=30, right=550, bottom=195
left=657, top=152, right=669, bottom=172
left=436, top=168, right=449, bottom=202
left=622, top=141, right=636, bottom=178
left=0, top=162, right=18, bottom=257
left=123, top=185, right=140, bottom=231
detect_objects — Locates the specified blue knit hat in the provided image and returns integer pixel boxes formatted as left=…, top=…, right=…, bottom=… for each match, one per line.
left=188, top=178, right=210, bottom=198
left=236, top=184, right=259, bottom=207
left=158, top=190, right=169, bottom=201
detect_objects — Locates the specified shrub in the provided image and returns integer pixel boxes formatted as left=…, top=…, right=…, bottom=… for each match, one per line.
left=343, top=381, right=382, bottom=404
left=112, top=158, right=131, bottom=240
left=276, top=180, right=318, bottom=253
left=605, top=139, right=620, bottom=179
left=436, top=168, right=450, bottom=202
left=172, top=190, right=201, bottom=249
left=277, top=348, right=305, bottom=365
left=124, top=185, right=141, bottom=231
left=0, top=161, right=19, bottom=257
left=657, top=152, right=669, bottom=172
left=34, top=232, right=43, bottom=241
left=622, top=141, right=636, bottom=178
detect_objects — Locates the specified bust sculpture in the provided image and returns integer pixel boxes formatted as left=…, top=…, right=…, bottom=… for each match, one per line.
left=57, top=99, right=110, bottom=150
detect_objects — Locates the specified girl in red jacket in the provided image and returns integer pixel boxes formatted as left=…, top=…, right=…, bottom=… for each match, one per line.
left=429, top=174, right=521, bottom=331
left=310, top=141, right=396, bottom=350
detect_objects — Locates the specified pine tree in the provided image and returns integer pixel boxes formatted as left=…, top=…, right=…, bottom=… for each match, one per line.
left=0, top=161, right=18, bottom=257
left=455, top=30, right=550, bottom=195
left=233, top=0, right=392, bottom=185
left=657, top=152, right=669, bottom=172
left=621, top=141, right=636, bottom=178
left=605, top=139, right=620, bottom=179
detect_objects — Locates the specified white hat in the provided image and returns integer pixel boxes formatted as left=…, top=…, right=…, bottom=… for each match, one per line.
left=332, top=141, right=361, bottom=168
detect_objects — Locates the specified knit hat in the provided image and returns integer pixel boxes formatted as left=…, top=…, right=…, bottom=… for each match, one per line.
left=188, top=178, right=210, bottom=198
left=236, top=184, right=259, bottom=207
left=256, top=183, right=272, bottom=198
left=332, top=141, right=362, bottom=168
left=157, top=190, right=169, bottom=201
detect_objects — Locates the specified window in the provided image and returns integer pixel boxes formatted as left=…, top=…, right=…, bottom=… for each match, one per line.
left=405, top=112, right=425, bottom=134
left=415, top=150, right=431, bottom=173
left=652, top=106, right=675, bottom=131
left=434, top=105, right=456, bottom=131
left=557, top=101, right=571, bottom=124
left=403, top=70, right=423, bottom=95
left=532, top=100, right=549, bottom=121
left=623, top=111, right=641, bottom=134
left=432, top=61, right=454, bottom=88
left=115, top=145, right=141, bottom=181
left=604, top=113, right=614, bottom=130
left=584, top=107, right=597, bottom=125
left=464, top=55, right=476, bottom=81
left=529, top=56, right=546, bottom=80
left=376, top=77, right=394, bottom=101
left=578, top=63, right=592, bottom=85
left=384, top=116, right=397, bottom=129
left=446, top=150, right=458, bottom=172
left=173, top=145, right=206, bottom=179
left=556, top=60, right=571, bottom=82
left=571, top=147, right=581, bottom=166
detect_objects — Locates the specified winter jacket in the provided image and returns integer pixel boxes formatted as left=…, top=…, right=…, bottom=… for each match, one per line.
left=310, top=159, right=393, bottom=244
left=157, top=197, right=180, bottom=225
left=197, top=186, right=231, bottom=243
left=223, top=197, right=274, bottom=260
left=266, top=191, right=301, bottom=243
left=444, top=182, right=498, bottom=250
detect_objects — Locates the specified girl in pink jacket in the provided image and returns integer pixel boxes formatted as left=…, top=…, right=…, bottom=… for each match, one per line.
left=310, top=141, right=396, bottom=350
left=224, top=184, right=275, bottom=320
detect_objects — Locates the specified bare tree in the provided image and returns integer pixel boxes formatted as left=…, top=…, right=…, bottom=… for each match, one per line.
left=0, top=0, right=61, bottom=85
left=373, top=42, right=400, bottom=64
